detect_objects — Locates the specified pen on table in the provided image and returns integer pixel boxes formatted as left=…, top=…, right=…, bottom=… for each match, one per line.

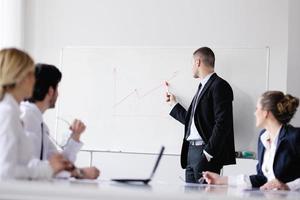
left=198, top=172, right=205, bottom=178
left=198, top=172, right=206, bottom=184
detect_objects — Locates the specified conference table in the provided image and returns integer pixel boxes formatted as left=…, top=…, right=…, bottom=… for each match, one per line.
left=0, top=178, right=299, bottom=200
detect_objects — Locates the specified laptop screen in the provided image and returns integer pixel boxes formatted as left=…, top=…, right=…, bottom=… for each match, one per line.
left=149, top=146, right=165, bottom=179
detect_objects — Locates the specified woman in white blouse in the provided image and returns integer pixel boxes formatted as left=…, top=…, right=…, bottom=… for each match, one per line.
left=0, top=48, right=72, bottom=180
left=203, top=91, right=300, bottom=191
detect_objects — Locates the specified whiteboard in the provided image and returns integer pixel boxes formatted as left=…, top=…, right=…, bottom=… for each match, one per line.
left=56, top=47, right=269, bottom=154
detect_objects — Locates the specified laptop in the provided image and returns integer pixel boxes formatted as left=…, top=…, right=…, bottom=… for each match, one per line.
left=111, top=146, right=165, bottom=185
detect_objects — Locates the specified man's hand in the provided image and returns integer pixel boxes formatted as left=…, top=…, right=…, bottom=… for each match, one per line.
left=203, top=171, right=228, bottom=185
left=165, top=92, right=177, bottom=105
left=48, top=153, right=74, bottom=175
left=260, top=179, right=290, bottom=190
left=70, top=119, right=86, bottom=142
left=165, top=81, right=177, bottom=106
left=81, top=167, right=100, bottom=179
left=72, top=167, right=100, bottom=179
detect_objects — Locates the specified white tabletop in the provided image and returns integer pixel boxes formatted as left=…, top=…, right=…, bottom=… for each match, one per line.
left=0, top=179, right=299, bottom=200
left=0, top=179, right=300, bottom=200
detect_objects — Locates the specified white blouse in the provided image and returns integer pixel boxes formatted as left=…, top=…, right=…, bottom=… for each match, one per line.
left=228, top=128, right=300, bottom=190
left=0, top=93, right=53, bottom=180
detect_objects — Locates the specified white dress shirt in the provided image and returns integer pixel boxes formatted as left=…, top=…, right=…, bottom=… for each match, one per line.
left=0, top=93, right=53, bottom=180
left=169, top=73, right=215, bottom=161
left=20, top=101, right=83, bottom=178
left=287, top=178, right=300, bottom=191
left=228, top=127, right=300, bottom=190
left=20, top=101, right=83, bottom=162
left=187, top=72, right=214, bottom=143
left=228, top=129, right=279, bottom=188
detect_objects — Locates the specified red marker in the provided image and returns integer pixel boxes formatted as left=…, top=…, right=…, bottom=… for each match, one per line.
left=165, top=81, right=170, bottom=94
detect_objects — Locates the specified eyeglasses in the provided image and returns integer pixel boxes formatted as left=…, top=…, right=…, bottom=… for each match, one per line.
left=50, top=117, right=72, bottom=150
left=57, top=116, right=71, bottom=126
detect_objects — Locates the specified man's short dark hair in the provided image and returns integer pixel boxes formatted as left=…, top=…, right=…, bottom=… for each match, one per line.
left=29, top=63, right=62, bottom=102
left=193, top=47, right=215, bottom=68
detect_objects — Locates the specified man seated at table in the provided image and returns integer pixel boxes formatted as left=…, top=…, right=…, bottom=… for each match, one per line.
left=21, top=63, right=100, bottom=179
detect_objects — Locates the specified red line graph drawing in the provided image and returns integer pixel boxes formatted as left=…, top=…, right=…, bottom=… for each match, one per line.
left=112, top=70, right=179, bottom=108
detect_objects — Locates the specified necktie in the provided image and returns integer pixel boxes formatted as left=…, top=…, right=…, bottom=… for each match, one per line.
left=40, top=123, right=44, bottom=160
left=185, top=83, right=202, bottom=139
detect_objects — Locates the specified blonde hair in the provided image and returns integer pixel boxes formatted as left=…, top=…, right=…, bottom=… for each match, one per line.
left=0, top=48, right=34, bottom=100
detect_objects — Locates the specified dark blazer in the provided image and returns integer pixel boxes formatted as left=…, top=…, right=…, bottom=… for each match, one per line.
left=250, top=125, right=300, bottom=188
left=170, top=73, right=236, bottom=169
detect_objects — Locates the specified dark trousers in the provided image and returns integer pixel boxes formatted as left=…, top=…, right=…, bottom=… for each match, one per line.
left=185, top=145, right=222, bottom=183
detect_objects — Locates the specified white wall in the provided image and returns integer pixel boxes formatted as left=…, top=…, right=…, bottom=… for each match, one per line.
left=287, top=0, right=300, bottom=126
left=0, top=0, right=24, bottom=48
left=0, top=0, right=2, bottom=47
left=76, top=151, right=185, bottom=184
left=22, top=0, right=293, bottom=180
left=24, top=0, right=289, bottom=91
left=75, top=150, right=257, bottom=182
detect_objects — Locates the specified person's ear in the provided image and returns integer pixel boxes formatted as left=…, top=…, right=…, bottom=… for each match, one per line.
left=265, top=110, right=269, bottom=119
left=196, top=59, right=201, bottom=67
left=48, top=86, right=54, bottom=97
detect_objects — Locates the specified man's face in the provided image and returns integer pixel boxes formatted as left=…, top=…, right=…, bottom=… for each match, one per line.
left=192, top=56, right=200, bottom=78
left=49, top=87, right=59, bottom=109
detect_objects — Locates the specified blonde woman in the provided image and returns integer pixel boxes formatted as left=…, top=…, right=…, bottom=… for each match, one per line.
left=0, top=48, right=72, bottom=180
left=203, top=91, right=300, bottom=190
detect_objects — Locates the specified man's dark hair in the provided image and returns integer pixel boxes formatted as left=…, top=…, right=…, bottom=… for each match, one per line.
left=29, top=63, right=62, bottom=102
left=193, top=47, right=215, bottom=68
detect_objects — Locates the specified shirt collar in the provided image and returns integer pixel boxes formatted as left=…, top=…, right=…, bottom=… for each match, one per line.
left=260, top=125, right=282, bottom=149
left=20, top=101, right=43, bottom=122
left=200, top=72, right=215, bottom=86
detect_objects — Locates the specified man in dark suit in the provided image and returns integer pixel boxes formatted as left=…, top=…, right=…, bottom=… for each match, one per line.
left=166, top=47, right=236, bottom=183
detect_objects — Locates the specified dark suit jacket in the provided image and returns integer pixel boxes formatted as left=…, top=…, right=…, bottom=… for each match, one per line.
left=170, top=73, right=236, bottom=169
left=250, top=125, right=300, bottom=188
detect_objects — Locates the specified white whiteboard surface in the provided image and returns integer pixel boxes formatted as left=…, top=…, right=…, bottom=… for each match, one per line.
left=56, top=47, right=268, bottom=154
